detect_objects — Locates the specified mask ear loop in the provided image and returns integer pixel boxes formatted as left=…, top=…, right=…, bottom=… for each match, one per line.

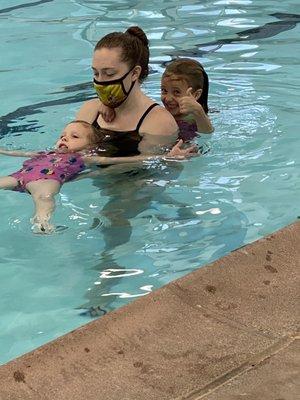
left=120, top=79, right=136, bottom=97
left=120, top=66, right=136, bottom=95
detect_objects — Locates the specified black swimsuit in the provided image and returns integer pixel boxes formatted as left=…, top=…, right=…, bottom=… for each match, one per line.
left=92, top=103, right=159, bottom=157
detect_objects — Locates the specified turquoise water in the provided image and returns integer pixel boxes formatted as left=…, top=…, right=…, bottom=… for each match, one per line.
left=0, top=0, right=299, bottom=365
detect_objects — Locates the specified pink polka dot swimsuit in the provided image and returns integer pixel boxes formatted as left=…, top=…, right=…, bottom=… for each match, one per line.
left=10, top=151, right=85, bottom=192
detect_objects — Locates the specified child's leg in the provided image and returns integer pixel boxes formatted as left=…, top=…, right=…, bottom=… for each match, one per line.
left=26, top=179, right=61, bottom=233
left=0, top=176, right=18, bottom=190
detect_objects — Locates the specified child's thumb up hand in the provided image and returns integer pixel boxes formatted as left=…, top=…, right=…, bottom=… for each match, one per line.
left=179, top=87, right=197, bottom=114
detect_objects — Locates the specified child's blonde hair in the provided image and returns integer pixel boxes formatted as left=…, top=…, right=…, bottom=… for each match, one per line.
left=67, top=120, right=111, bottom=155
left=67, top=120, right=102, bottom=142
left=163, top=58, right=209, bottom=114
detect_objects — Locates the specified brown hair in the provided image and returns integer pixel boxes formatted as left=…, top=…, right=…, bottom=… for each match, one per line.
left=94, top=26, right=149, bottom=82
left=68, top=120, right=104, bottom=145
left=163, top=58, right=209, bottom=114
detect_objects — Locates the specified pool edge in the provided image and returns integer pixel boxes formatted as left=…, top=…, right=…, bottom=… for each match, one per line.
left=0, top=221, right=299, bottom=399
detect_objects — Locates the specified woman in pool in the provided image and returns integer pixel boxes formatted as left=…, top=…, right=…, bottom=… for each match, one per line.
left=75, top=26, right=198, bottom=314
left=76, top=26, right=194, bottom=156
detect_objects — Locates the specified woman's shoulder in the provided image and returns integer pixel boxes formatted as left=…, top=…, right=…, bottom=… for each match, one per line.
left=80, top=98, right=100, bottom=109
left=150, top=104, right=176, bottom=120
left=76, top=98, right=100, bottom=122
left=142, top=104, right=178, bottom=136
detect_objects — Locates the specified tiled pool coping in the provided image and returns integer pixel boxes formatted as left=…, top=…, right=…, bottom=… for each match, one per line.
left=0, top=221, right=299, bottom=399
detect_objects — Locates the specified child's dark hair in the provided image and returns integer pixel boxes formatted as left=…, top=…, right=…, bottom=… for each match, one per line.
left=163, top=58, right=209, bottom=114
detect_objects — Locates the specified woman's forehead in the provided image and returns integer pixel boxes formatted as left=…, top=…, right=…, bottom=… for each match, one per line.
left=92, top=47, right=126, bottom=68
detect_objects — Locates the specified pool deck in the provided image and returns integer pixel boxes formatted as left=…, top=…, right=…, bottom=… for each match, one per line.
left=0, top=221, right=299, bottom=399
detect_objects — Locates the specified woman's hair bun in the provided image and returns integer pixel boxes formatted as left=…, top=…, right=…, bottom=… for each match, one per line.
left=126, top=26, right=149, bottom=46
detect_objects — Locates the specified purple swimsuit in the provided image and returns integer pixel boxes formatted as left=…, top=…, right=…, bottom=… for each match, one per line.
left=10, top=151, right=85, bottom=192
left=177, top=119, right=198, bottom=142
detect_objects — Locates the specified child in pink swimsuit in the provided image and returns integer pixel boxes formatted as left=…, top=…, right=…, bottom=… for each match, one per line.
left=0, top=120, right=194, bottom=234
left=0, top=120, right=107, bottom=233
left=10, top=151, right=86, bottom=192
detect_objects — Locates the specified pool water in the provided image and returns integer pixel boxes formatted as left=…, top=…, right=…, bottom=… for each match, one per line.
left=0, top=0, right=299, bottom=365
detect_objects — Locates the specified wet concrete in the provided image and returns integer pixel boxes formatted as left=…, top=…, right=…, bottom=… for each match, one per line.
left=0, top=222, right=299, bottom=400
left=203, top=338, right=299, bottom=400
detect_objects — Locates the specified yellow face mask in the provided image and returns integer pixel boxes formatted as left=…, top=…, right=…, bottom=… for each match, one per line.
left=93, top=67, right=135, bottom=108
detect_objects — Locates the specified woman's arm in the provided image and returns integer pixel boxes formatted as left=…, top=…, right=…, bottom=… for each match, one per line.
left=83, top=140, right=197, bottom=166
left=83, top=154, right=161, bottom=166
left=0, top=148, right=38, bottom=157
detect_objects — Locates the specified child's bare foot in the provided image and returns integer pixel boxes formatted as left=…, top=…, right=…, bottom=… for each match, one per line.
left=30, top=216, right=55, bottom=234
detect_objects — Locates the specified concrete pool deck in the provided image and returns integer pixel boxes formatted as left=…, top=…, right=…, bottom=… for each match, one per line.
left=0, top=221, right=299, bottom=400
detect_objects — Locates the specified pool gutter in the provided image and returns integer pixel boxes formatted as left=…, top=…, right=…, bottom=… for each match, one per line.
left=0, top=221, right=299, bottom=399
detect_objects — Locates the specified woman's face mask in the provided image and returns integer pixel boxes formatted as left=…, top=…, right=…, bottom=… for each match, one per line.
left=93, top=67, right=136, bottom=108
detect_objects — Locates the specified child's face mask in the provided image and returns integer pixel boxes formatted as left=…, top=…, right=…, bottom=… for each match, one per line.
left=93, top=67, right=135, bottom=108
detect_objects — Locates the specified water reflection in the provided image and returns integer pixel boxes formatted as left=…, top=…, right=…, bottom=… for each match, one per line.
left=76, top=158, right=248, bottom=314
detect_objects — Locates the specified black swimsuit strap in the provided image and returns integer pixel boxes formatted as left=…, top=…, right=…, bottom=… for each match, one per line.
left=93, top=103, right=159, bottom=132
left=92, top=112, right=101, bottom=129
left=135, top=103, right=159, bottom=132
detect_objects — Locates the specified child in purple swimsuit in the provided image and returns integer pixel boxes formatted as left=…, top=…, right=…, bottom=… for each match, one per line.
left=0, top=120, right=193, bottom=234
left=161, top=58, right=214, bottom=142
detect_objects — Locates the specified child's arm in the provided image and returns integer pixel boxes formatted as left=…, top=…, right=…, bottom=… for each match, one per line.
left=179, top=88, right=214, bottom=134
left=98, top=103, right=115, bottom=123
left=0, top=148, right=38, bottom=157
left=83, top=140, right=198, bottom=166
left=193, top=107, right=214, bottom=134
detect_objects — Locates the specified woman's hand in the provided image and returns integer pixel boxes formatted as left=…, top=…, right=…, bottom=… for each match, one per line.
left=166, top=139, right=198, bottom=159
left=99, top=103, right=115, bottom=123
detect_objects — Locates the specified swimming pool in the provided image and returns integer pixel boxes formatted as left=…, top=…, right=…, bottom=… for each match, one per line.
left=0, top=0, right=299, bottom=365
